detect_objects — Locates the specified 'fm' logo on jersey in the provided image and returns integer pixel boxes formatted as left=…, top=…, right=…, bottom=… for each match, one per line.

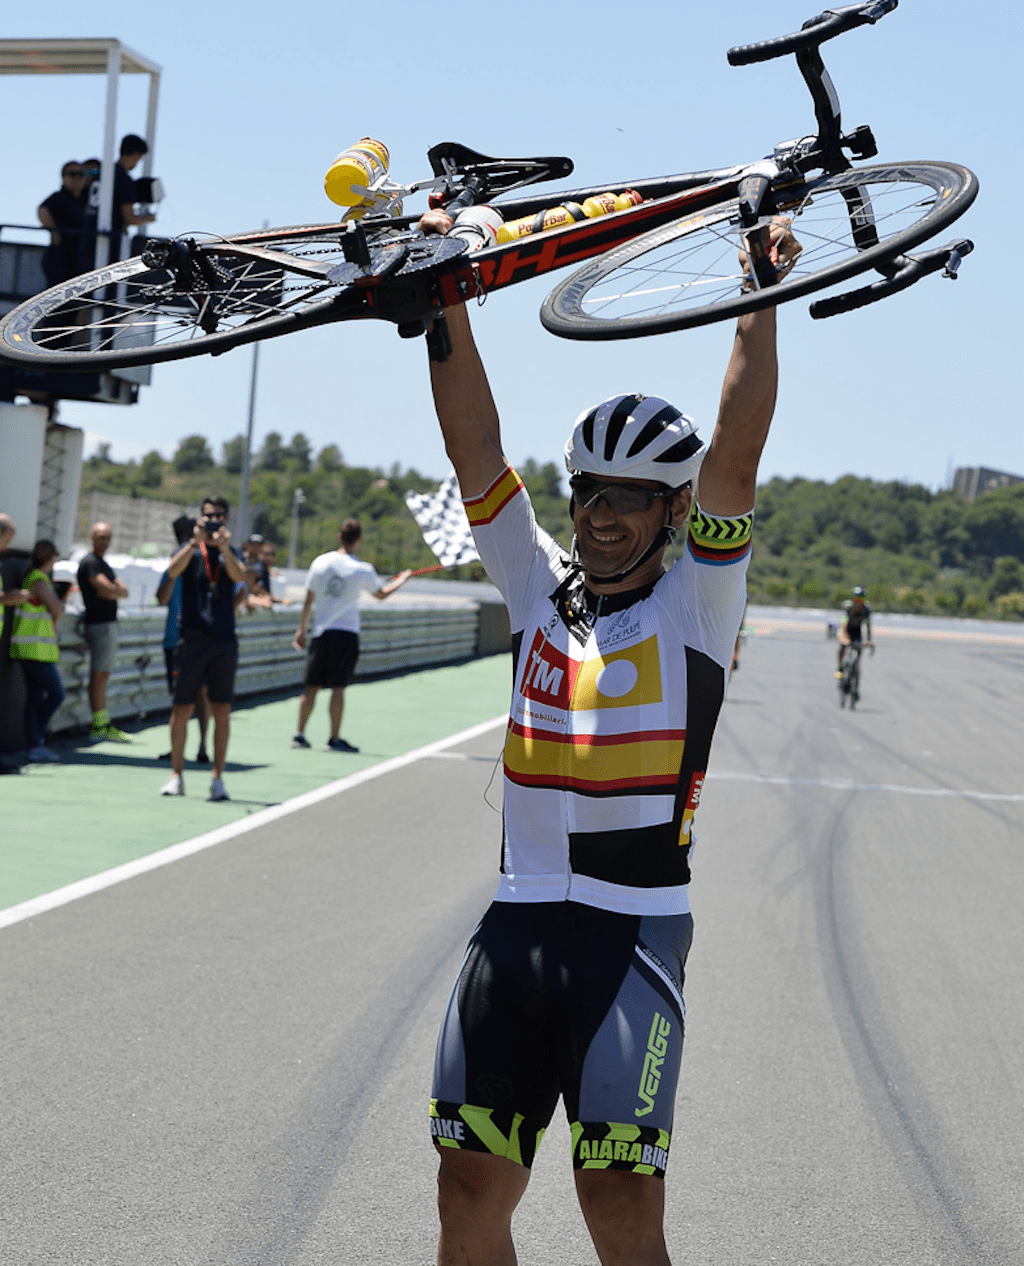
left=678, top=771, right=705, bottom=848
left=636, top=1012, right=672, bottom=1118
left=520, top=630, right=578, bottom=709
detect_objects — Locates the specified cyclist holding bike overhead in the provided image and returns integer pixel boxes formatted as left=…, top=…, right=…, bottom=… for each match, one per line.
left=419, top=209, right=799, bottom=1266
left=836, top=585, right=873, bottom=675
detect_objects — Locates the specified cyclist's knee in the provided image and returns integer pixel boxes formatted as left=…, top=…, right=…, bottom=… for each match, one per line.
left=575, top=1169, right=669, bottom=1263
left=437, top=1149, right=529, bottom=1225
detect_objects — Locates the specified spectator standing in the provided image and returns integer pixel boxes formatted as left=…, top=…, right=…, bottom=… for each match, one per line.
left=291, top=520, right=411, bottom=752
left=83, top=134, right=156, bottom=266
left=259, top=541, right=291, bottom=607
left=156, top=533, right=210, bottom=766
left=37, top=161, right=88, bottom=286
left=159, top=496, right=246, bottom=800
left=9, top=540, right=66, bottom=763
left=77, top=521, right=130, bottom=742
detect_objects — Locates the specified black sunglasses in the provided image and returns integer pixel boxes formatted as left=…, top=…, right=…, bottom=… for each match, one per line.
left=570, top=475, right=675, bottom=515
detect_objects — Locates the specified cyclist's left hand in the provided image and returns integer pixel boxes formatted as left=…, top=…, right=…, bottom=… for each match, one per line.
left=739, top=215, right=802, bottom=286
left=769, top=216, right=802, bottom=278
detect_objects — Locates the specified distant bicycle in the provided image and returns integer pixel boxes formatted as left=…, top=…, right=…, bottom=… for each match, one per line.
left=838, top=642, right=872, bottom=708
left=0, top=2, right=977, bottom=372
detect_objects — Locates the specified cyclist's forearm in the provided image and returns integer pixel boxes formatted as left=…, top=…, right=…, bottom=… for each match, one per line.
left=429, top=305, right=506, bottom=497
left=698, top=308, right=778, bottom=515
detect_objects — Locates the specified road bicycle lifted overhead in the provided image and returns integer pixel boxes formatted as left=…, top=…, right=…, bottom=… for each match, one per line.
left=0, top=1, right=977, bottom=373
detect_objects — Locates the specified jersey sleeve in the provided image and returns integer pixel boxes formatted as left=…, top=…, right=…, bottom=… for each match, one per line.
left=463, top=466, right=567, bottom=632
left=660, top=500, right=753, bottom=668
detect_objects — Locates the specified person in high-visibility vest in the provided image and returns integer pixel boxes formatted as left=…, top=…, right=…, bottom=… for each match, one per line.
left=10, top=539, right=66, bottom=763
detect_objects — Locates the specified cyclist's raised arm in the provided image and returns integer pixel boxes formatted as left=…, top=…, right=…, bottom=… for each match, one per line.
left=696, top=307, right=778, bottom=518
left=696, top=218, right=799, bottom=517
left=420, top=209, right=508, bottom=498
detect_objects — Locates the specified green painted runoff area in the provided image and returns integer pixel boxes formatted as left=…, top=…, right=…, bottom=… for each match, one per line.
left=0, top=655, right=511, bottom=912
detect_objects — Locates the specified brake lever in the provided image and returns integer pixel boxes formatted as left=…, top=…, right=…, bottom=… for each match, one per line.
left=809, top=238, right=974, bottom=318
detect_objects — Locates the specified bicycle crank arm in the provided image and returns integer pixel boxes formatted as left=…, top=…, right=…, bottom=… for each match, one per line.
left=808, top=238, right=974, bottom=318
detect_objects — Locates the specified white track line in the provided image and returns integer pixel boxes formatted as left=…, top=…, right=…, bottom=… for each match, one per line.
left=709, top=770, right=1024, bottom=802
left=0, top=715, right=508, bottom=932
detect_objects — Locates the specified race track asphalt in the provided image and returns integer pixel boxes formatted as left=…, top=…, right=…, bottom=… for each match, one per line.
left=2, top=613, right=1021, bottom=1265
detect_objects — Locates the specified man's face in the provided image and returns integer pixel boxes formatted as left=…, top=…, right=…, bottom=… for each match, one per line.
left=571, top=475, right=691, bottom=592
left=91, top=524, right=112, bottom=556
left=119, top=151, right=145, bottom=172
left=201, top=504, right=227, bottom=538
left=260, top=545, right=276, bottom=566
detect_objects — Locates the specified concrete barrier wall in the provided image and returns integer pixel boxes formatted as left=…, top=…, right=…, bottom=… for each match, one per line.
left=34, top=600, right=486, bottom=736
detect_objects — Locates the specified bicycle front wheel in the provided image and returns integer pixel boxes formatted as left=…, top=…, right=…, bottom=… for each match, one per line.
left=541, top=161, right=977, bottom=339
left=0, top=224, right=439, bottom=370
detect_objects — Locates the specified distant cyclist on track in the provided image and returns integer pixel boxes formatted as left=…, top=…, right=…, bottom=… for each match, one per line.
left=419, top=208, right=800, bottom=1266
left=836, top=585, right=873, bottom=676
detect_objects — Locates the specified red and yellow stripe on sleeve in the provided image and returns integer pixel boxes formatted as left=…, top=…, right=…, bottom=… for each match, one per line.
left=464, top=466, right=524, bottom=527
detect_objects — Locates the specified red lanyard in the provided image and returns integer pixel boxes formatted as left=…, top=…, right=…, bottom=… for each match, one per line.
left=199, top=541, right=221, bottom=587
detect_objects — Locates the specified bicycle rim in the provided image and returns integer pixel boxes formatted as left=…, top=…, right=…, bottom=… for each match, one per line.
left=541, top=161, right=977, bottom=339
left=0, top=225, right=411, bottom=370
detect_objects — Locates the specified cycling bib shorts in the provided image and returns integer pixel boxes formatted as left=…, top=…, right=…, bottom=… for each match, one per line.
left=431, top=900, right=692, bottom=1179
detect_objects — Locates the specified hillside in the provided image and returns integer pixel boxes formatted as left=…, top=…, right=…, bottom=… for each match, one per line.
left=80, top=437, right=1024, bottom=619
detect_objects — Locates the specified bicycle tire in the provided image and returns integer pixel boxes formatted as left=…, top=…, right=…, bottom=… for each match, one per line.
left=0, top=226, right=464, bottom=370
left=540, top=161, right=977, bottom=339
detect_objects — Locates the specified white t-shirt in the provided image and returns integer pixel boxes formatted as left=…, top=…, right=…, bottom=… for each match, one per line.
left=305, top=550, right=384, bottom=637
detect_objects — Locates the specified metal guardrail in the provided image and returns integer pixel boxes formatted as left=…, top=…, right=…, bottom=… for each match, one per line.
left=47, top=600, right=483, bottom=734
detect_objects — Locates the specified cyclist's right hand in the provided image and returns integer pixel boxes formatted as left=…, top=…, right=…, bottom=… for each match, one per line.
left=417, top=208, right=453, bottom=236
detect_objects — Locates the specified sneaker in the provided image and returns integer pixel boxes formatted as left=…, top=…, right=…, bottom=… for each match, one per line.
left=103, top=724, right=131, bottom=742
left=28, top=745, right=61, bottom=763
left=160, top=773, right=184, bottom=796
left=89, top=723, right=108, bottom=742
left=292, top=733, right=311, bottom=749
left=327, top=737, right=359, bottom=753
left=208, top=777, right=230, bottom=801
left=195, top=746, right=210, bottom=765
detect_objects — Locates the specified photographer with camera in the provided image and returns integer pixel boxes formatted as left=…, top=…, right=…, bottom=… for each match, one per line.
left=157, top=496, right=245, bottom=801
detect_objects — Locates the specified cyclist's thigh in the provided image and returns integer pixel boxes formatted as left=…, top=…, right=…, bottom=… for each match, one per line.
left=560, top=906, right=693, bottom=1181
left=432, top=902, right=563, bottom=1168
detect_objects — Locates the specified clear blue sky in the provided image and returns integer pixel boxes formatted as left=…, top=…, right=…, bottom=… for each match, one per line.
left=2, top=0, right=1018, bottom=490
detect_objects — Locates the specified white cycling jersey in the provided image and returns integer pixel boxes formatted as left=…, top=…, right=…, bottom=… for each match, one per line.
left=465, top=466, right=752, bottom=917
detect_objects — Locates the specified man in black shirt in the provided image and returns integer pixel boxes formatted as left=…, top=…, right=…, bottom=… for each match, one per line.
left=83, top=134, right=156, bottom=267
left=37, top=161, right=88, bottom=286
left=77, top=522, right=130, bottom=742
left=837, top=586, right=873, bottom=674
left=157, top=496, right=246, bottom=801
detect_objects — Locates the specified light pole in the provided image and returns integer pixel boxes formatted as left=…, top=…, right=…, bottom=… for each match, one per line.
left=236, top=220, right=268, bottom=542
left=237, top=339, right=259, bottom=542
left=287, top=487, right=306, bottom=570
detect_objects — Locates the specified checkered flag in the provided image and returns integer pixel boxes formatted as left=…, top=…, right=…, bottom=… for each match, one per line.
left=405, top=471, right=480, bottom=568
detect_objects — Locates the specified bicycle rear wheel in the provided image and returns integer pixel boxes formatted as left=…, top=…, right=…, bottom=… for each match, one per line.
left=0, top=226, right=464, bottom=370
left=541, top=161, right=977, bottom=339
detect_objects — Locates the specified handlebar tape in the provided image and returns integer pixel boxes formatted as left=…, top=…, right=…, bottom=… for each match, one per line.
left=727, top=2, right=897, bottom=66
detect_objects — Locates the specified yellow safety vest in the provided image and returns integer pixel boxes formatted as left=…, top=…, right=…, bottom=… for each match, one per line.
left=10, top=569, right=59, bottom=663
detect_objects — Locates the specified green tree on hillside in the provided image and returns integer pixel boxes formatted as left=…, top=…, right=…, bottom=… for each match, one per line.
left=174, top=435, right=214, bottom=473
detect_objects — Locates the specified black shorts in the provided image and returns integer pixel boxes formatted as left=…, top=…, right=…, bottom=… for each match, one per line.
left=305, top=629, right=359, bottom=689
left=173, top=631, right=238, bottom=705
left=164, top=646, right=176, bottom=694
left=431, top=900, right=692, bottom=1180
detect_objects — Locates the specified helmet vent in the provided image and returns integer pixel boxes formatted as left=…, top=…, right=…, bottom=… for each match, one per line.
left=581, top=409, right=598, bottom=453
left=604, top=395, right=642, bottom=460
left=654, top=432, right=704, bottom=465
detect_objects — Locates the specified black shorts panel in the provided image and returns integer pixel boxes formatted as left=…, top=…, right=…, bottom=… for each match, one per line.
left=305, top=629, right=359, bottom=688
left=173, top=632, right=238, bottom=705
left=164, top=646, right=176, bottom=694
left=431, top=901, right=692, bottom=1178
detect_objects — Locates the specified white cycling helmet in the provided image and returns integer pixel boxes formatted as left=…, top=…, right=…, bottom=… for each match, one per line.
left=564, top=393, right=705, bottom=488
